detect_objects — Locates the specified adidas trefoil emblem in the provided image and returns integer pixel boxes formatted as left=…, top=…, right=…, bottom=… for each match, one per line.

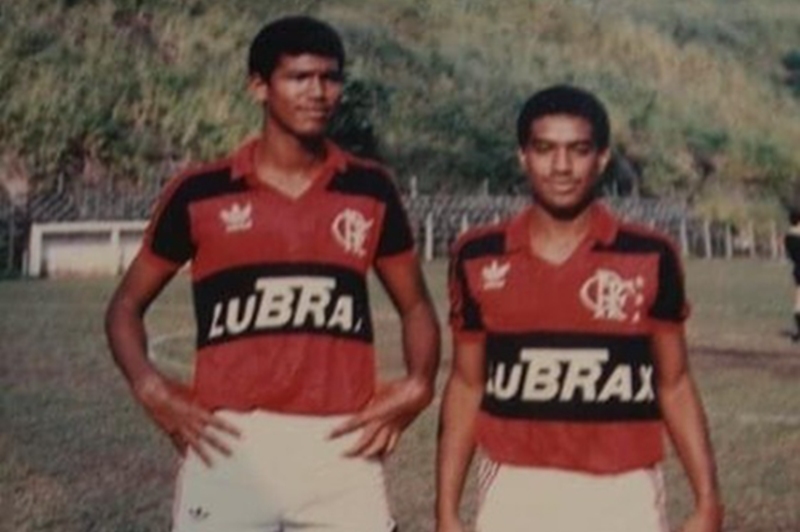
left=188, top=506, right=210, bottom=521
left=481, top=260, right=510, bottom=290
left=220, top=202, right=253, bottom=233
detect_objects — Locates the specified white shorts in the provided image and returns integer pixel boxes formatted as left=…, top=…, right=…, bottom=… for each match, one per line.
left=476, top=458, right=668, bottom=532
left=171, top=410, right=396, bottom=532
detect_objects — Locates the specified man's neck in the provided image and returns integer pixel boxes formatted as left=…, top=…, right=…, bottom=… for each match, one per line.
left=527, top=204, right=594, bottom=265
left=253, top=125, right=328, bottom=198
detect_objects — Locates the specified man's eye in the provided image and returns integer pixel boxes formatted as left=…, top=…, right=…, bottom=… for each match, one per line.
left=531, top=142, right=552, bottom=153
left=571, top=144, right=594, bottom=156
left=325, top=72, right=345, bottom=83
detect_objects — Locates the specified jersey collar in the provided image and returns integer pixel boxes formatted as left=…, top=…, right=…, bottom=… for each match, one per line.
left=506, top=201, right=619, bottom=253
left=230, top=136, right=349, bottom=183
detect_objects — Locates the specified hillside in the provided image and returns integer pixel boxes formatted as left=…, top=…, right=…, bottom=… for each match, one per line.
left=1, top=0, right=799, bottom=219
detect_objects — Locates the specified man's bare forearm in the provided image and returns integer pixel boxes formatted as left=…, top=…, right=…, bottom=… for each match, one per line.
left=399, top=297, right=441, bottom=399
left=105, top=290, right=161, bottom=389
left=436, top=372, right=481, bottom=526
left=660, top=373, right=721, bottom=507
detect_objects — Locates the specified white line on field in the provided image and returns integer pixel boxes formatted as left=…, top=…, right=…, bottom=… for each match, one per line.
left=148, top=329, right=195, bottom=374
left=150, top=329, right=195, bottom=348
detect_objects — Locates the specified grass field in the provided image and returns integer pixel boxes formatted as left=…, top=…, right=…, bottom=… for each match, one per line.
left=2, top=259, right=799, bottom=532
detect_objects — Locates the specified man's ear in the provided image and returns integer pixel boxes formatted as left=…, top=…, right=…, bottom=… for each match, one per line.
left=516, top=148, right=527, bottom=171
left=248, top=74, right=269, bottom=105
left=598, top=147, right=612, bottom=174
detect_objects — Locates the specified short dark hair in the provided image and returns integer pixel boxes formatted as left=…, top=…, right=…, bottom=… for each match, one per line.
left=248, top=16, right=345, bottom=79
left=790, top=208, right=800, bottom=226
left=516, top=85, right=610, bottom=149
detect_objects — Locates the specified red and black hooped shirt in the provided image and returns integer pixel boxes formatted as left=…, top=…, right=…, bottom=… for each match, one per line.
left=449, top=204, right=689, bottom=473
left=141, top=138, right=415, bottom=414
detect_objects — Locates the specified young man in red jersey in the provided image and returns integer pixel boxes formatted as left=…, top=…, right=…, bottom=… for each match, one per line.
left=436, top=85, right=722, bottom=532
left=106, top=16, right=439, bottom=532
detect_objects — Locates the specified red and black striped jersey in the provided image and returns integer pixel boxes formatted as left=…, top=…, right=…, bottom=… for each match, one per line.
left=449, top=204, right=689, bottom=474
left=140, top=137, right=415, bottom=414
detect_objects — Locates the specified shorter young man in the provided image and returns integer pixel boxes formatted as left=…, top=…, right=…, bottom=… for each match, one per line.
left=436, top=85, right=722, bottom=532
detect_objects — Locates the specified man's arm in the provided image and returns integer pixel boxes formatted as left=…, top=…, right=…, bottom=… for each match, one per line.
left=105, top=254, right=239, bottom=465
left=330, top=254, right=440, bottom=457
left=653, top=326, right=723, bottom=532
left=435, top=338, right=484, bottom=532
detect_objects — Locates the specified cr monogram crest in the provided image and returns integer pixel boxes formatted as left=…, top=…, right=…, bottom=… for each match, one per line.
left=579, top=268, right=645, bottom=323
left=331, top=208, right=373, bottom=257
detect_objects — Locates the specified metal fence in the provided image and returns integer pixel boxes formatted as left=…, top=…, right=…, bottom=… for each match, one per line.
left=0, top=184, right=786, bottom=278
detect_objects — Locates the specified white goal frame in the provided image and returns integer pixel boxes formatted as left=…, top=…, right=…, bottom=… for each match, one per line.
left=27, top=220, right=147, bottom=277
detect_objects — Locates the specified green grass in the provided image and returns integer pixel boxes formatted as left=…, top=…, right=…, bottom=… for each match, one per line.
left=1, top=259, right=799, bottom=531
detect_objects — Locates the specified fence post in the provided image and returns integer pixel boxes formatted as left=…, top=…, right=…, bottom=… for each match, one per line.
left=746, top=220, right=755, bottom=258
left=460, top=213, right=470, bottom=235
left=110, top=226, right=122, bottom=275
left=7, top=209, right=15, bottom=274
left=424, top=212, right=434, bottom=262
left=29, top=223, right=42, bottom=277
left=679, top=217, right=689, bottom=257
left=703, top=218, right=712, bottom=259
left=769, top=221, right=780, bottom=259
left=724, top=223, right=732, bottom=259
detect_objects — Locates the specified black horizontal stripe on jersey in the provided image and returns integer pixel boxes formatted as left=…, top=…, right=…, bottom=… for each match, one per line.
left=481, top=332, right=659, bottom=422
left=193, top=263, right=372, bottom=348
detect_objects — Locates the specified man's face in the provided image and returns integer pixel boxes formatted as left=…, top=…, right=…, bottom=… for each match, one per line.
left=518, top=114, right=610, bottom=219
left=251, top=53, right=343, bottom=139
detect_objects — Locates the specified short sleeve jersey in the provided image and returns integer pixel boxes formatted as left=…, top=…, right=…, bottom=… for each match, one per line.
left=449, top=204, right=689, bottom=474
left=140, top=138, right=415, bottom=414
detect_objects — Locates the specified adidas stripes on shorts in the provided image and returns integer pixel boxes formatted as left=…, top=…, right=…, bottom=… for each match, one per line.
left=171, top=410, right=396, bottom=532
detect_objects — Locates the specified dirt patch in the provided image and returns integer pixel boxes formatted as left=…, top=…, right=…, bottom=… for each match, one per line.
left=691, top=344, right=800, bottom=377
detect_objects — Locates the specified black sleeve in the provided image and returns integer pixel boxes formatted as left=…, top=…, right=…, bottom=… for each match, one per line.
left=448, top=240, right=485, bottom=334
left=649, top=240, right=688, bottom=322
left=146, top=178, right=195, bottom=265
left=375, top=179, right=414, bottom=258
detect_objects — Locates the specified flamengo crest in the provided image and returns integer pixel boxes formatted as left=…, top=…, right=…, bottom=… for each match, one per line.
left=579, top=268, right=645, bottom=323
left=332, top=208, right=373, bottom=257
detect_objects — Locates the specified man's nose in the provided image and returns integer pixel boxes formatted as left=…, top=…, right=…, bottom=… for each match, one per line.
left=309, top=76, right=326, bottom=97
left=553, top=148, right=571, bottom=173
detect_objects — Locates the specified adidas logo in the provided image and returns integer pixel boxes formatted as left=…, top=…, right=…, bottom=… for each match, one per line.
left=188, top=506, right=210, bottom=521
left=220, top=202, right=253, bottom=233
left=481, top=260, right=510, bottom=290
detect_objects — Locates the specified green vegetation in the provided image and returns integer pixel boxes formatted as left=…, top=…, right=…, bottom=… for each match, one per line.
left=2, top=0, right=799, bottom=217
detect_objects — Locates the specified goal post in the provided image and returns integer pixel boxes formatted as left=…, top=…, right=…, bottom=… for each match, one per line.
left=27, top=220, right=148, bottom=278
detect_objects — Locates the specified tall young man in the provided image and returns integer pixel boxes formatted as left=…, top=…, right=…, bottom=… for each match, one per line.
left=436, top=85, right=722, bottom=532
left=106, top=16, right=440, bottom=532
